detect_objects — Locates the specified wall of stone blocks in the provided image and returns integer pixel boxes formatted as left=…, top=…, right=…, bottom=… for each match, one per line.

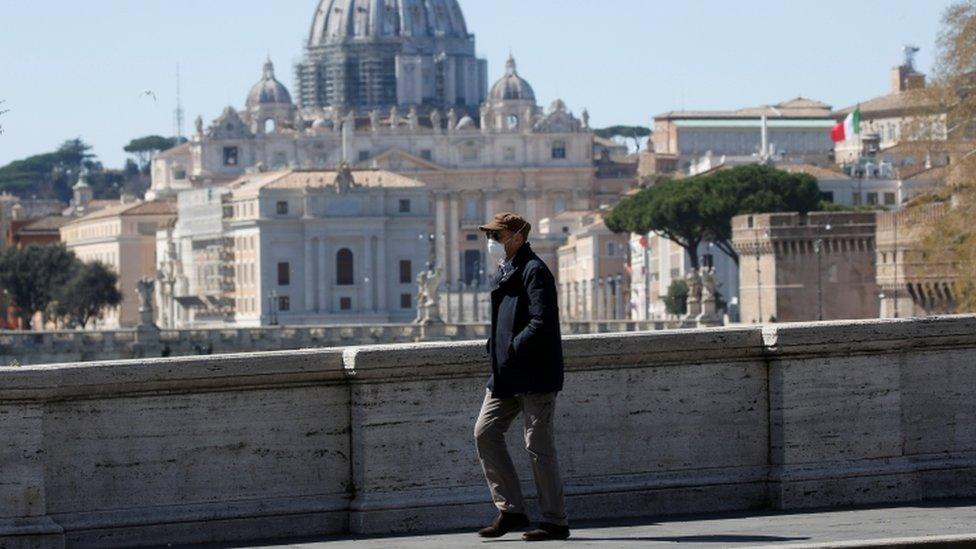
left=0, top=315, right=974, bottom=548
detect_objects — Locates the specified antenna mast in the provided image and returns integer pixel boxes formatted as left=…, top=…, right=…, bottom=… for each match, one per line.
left=174, top=64, right=185, bottom=141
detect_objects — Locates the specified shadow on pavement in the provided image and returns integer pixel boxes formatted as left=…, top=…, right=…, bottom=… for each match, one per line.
left=568, top=534, right=811, bottom=543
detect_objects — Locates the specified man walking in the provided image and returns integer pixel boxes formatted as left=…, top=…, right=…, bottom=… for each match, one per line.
left=474, top=212, right=569, bottom=542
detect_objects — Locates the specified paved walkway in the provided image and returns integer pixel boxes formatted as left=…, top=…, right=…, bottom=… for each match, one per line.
left=189, top=500, right=976, bottom=549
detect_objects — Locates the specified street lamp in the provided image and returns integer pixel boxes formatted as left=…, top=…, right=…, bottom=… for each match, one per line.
left=614, top=273, right=623, bottom=320
left=893, top=210, right=900, bottom=318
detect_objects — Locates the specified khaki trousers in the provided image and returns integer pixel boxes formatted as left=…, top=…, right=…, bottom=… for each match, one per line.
left=473, top=389, right=568, bottom=526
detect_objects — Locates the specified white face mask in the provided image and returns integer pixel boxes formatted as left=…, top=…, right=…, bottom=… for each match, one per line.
left=486, top=222, right=527, bottom=265
left=487, top=238, right=507, bottom=265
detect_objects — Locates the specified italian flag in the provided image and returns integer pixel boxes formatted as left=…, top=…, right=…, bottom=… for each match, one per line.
left=831, top=107, right=861, bottom=142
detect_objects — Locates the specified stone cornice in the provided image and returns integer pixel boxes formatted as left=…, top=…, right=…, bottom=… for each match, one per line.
left=0, top=348, right=346, bottom=401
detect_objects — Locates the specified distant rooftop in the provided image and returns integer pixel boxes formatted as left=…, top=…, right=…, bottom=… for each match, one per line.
left=227, top=168, right=427, bottom=198
left=656, top=97, right=833, bottom=121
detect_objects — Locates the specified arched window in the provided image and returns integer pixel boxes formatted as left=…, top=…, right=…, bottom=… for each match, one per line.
left=506, top=114, right=519, bottom=130
left=336, top=248, right=354, bottom=285
left=264, top=118, right=276, bottom=133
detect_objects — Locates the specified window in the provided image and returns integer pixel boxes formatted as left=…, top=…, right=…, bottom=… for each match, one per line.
left=884, top=192, right=897, bottom=206
left=866, top=192, right=879, bottom=205
left=278, top=296, right=290, bottom=311
left=400, top=293, right=412, bottom=309
left=336, top=248, right=354, bottom=285
left=551, top=140, right=567, bottom=159
left=465, top=197, right=478, bottom=221
left=358, top=150, right=370, bottom=162
left=264, top=119, right=276, bottom=133
left=399, top=260, right=412, bottom=284
left=277, top=262, right=290, bottom=286
left=466, top=234, right=478, bottom=241
left=607, top=242, right=616, bottom=256
left=223, top=147, right=239, bottom=166
left=173, top=168, right=187, bottom=180
left=399, top=199, right=411, bottom=213
left=506, top=114, right=519, bottom=130
left=340, top=297, right=352, bottom=310
left=420, top=149, right=432, bottom=161
left=503, top=147, right=516, bottom=161
left=853, top=193, right=863, bottom=206
left=276, top=201, right=288, bottom=215
left=820, top=191, right=834, bottom=203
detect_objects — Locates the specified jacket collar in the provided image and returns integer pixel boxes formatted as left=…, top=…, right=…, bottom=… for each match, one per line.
left=491, top=242, right=533, bottom=290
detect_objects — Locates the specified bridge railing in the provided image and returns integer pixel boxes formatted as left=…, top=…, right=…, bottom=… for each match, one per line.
left=1, top=315, right=975, bottom=548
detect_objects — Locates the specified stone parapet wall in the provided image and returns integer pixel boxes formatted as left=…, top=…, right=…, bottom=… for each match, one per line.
left=0, top=321, right=671, bottom=367
left=1, top=315, right=975, bottom=548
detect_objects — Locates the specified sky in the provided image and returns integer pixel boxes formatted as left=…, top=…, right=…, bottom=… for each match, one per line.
left=0, top=0, right=957, bottom=169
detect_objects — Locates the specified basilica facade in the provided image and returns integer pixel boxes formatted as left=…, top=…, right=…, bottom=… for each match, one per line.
left=148, top=0, right=632, bottom=325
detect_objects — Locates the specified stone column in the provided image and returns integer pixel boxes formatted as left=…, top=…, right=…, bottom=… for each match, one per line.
left=363, top=236, right=374, bottom=313
left=615, top=276, right=624, bottom=320
left=593, top=277, right=606, bottom=320
left=304, top=239, right=314, bottom=312
left=457, top=281, right=466, bottom=323
left=448, top=194, right=460, bottom=284
left=472, top=280, right=481, bottom=322
left=589, top=279, right=597, bottom=321
left=572, top=281, right=580, bottom=320
left=435, top=192, right=447, bottom=273
left=375, top=234, right=387, bottom=314
left=560, top=283, right=568, bottom=320
left=319, top=239, right=329, bottom=314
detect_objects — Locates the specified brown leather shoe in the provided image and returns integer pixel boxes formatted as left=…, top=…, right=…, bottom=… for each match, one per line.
left=523, top=522, right=570, bottom=541
left=477, top=512, right=530, bottom=538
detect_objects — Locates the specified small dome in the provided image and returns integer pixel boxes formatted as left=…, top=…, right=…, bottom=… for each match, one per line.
left=549, top=98, right=567, bottom=112
left=489, top=55, right=535, bottom=102
left=246, top=59, right=293, bottom=108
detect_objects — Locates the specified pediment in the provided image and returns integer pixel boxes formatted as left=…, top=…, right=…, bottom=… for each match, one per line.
left=359, top=148, right=445, bottom=172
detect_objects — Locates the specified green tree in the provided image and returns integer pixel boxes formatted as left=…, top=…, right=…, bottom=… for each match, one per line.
left=605, top=177, right=711, bottom=269
left=912, top=0, right=976, bottom=312
left=698, top=165, right=822, bottom=262
left=0, top=138, right=95, bottom=200
left=0, top=244, right=77, bottom=329
left=53, top=261, right=123, bottom=329
left=124, top=135, right=178, bottom=172
left=594, top=125, right=651, bottom=151
left=663, top=279, right=689, bottom=316
left=606, top=165, right=822, bottom=268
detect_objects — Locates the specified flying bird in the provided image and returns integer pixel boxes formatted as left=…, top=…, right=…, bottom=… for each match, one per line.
left=139, top=90, right=158, bottom=102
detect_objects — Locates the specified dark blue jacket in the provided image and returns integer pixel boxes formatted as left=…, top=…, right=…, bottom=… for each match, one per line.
left=486, top=242, right=564, bottom=398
